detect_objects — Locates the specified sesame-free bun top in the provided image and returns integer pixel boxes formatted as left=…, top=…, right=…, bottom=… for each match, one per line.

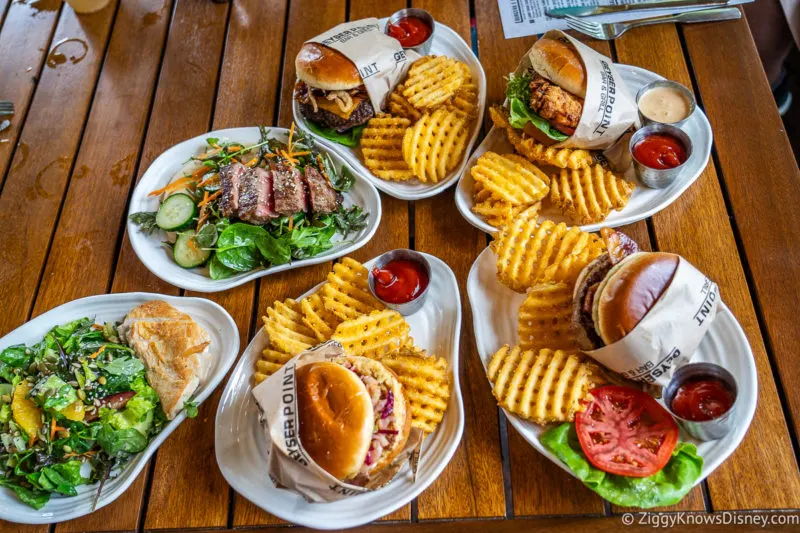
left=295, top=42, right=363, bottom=91
left=296, top=361, right=374, bottom=481
left=593, top=252, right=680, bottom=345
left=529, top=36, right=586, bottom=98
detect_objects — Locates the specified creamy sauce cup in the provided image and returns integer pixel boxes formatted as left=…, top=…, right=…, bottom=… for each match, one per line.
left=630, top=124, right=693, bottom=189
left=663, top=362, right=738, bottom=442
left=636, top=80, right=696, bottom=128
left=368, top=249, right=431, bottom=316
left=385, top=8, right=436, bottom=56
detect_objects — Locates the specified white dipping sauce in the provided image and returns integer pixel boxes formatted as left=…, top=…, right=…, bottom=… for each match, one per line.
left=638, top=87, right=691, bottom=123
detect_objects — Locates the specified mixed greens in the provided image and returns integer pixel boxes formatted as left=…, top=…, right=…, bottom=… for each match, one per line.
left=129, top=125, right=369, bottom=280
left=0, top=318, right=179, bottom=509
left=506, top=70, right=569, bottom=142
left=304, top=120, right=366, bottom=148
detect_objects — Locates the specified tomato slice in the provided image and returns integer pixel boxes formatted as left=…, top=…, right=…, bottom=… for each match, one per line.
left=575, top=385, right=679, bottom=478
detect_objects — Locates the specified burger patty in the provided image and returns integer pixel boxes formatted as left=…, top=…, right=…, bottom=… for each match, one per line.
left=299, top=99, right=374, bottom=132
left=571, top=254, right=613, bottom=350
left=529, top=74, right=583, bottom=135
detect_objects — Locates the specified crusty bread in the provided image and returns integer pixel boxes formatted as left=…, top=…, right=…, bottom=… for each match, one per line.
left=295, top=42, right=363, bottom=91
left=529, top=36, right=586, bottom=98
left=120, top=300, right=211, bottom=419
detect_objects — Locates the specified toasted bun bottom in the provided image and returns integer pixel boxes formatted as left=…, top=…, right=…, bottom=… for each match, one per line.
left=530, top=36, right=586, bottom=98
left=295, top=42, right=362, bottom=91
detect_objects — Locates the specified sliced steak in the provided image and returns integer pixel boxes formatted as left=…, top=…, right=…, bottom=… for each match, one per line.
left=272, top=164, right=308, bottom=215
left=219, top=163, right=247, bottom=217
left=304, top=166, right=341, bottom=214
left=238, top=167, right=277, bottom=224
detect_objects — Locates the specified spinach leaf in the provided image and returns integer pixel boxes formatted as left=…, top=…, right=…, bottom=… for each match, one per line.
left=208, top=255, right=238, bottom=280
left=216, top=246, right=260, bottom=272
left=195, top=223, right=218, bottom=248
left=255, top=232, right=291, bottom=266
left=0, top=345, right=31, bottom=368
left=97, top=425, right=148, bottom=457
left=31, top=374, right=78, bottom=411
left=26, top=461, right=86, bottom=496
left=98, top=356, right=145, bottom=377
left=128, top=211, right=159, bottom=234
left=0, top=479, right=50, bottom=509
left=216, top=223, right=268, bottom=272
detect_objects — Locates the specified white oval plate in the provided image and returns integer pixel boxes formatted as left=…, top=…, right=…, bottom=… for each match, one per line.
left=0, top=293, right=240, bottom=524
left=456, top=65, right=713, bottom=234
left=467, top=247, right=756, bottom=489
left=215, top=253, right=464, bottom=529
left=128, top=127, right=382, bottom=293
left=293, top=19, right=486, bottom=201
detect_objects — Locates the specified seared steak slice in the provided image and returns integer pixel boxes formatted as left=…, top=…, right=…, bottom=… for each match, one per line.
left=219, top=163, right=247, bottom=217
left=304, top=166, right=341, bottom=214
left=238, top=167, right=277, bottom=224
left=272, top=164, right=308, bottom=215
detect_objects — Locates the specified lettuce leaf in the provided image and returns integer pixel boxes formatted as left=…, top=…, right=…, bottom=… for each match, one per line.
left=508, top=97, right=569, bottom=142
left=304, top=120, right=365, bottom=148
left=0, top=479, right=50, bottom=509
left=540, top=423, right=703, bottom=508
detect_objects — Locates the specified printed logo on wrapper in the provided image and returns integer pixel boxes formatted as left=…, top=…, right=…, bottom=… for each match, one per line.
left=585, top=256, right=720, bottom=386
left=251, top=341, right=423, bottom=503
left=307, top=18, right=421, bottom=112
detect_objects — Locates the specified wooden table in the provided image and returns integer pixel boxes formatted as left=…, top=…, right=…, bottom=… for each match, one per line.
left=0, top=0, right=798, bottom=531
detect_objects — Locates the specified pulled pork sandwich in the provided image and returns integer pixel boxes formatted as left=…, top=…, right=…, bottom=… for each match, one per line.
left=572, top=229, right=679, bottom=350
left=295, top=356, right=411, bottom=486
left=505, top=35, right=587, bottom=145
left=293, top=43, right=375, bottom=135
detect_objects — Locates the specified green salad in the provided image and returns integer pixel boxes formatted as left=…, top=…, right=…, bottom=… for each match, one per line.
left=0, top=318, right=184, bottom=509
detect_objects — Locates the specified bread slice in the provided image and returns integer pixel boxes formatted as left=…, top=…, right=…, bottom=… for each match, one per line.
left=119, top=300, right=211, bottom=419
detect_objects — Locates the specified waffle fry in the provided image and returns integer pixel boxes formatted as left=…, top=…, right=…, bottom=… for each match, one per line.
left=388, top=84, right=422, bottom=122
left=254, top=347, right=294, bottom=383
left=448, top=82, right=479, bottom=119
left=487, top=345, right=601, bottom=424
left=301, top=292, right=341, bottom=342
left=361, top=114, right=415, bottom=181
left=322, top=257, right=384, bottom=320
left=402, top=107, right=469, bottom=183
left=263, top=299, right=318, bottom=355
left=472, top=195, right=526, bottom=229
left=493, top=213, right=606, bottom=291
left=403, top=56, right=466, bottom=110
left=379, top=348, right=450, bottom=433
left=518, top=283, right=580, bottom=351
left=471, top=152, right=550, bottom=205
left=550, top=164, right=635, bottom=224
left=331, top=309, right=411, bottom=358
left=489, top=106, right=595, bottom=170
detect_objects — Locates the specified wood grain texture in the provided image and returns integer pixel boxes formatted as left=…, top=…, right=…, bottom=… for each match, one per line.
left=614, top=22, right=800, bottom=510
left=684, top=15, right=800, bottom=441
left=0, top=1, right=115, bottom=337
left=0, top=0, right=60, bottom=188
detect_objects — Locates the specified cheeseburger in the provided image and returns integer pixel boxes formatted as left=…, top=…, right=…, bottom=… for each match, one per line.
left=295, top=356, right=411, bottom=485
left=572, top=230, right=679, bottom=350
left=505, top=35, right=587, bottom=145
left=293, top=43, right=375, bottom=133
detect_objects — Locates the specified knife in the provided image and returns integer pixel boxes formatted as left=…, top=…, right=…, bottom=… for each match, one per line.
left=546, top=0, right=730, bottom=18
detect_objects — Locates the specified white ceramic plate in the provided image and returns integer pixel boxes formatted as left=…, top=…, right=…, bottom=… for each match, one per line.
left=128, top=127, right=382, bottom=292
left=467, top=247, right=757, bottom=488
left=456, top=65, right=713, bottom=234
left=215, top=253, right=464, bottom=529
left=293, top=19, right=486, bottom=201
left=0, top=293, right=240, bottom=524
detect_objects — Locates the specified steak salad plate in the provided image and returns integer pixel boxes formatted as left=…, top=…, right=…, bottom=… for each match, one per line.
left=215, top=253, right=464, bottom=529
left=0, top=293, right=239, bottom=524
left=128, top=126, right=381, bottom=292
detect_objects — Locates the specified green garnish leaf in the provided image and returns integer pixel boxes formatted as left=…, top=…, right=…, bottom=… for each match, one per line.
left=183, top=400, right=199, bottom=419
left=128, top=211, right=159, bottom=234
left=304, top=120, right=365, bottom=148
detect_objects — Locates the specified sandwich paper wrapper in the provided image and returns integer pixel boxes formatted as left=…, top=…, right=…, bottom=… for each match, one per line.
left=585, top=256, right=720, bottom=387
left=307, top=18, right=421, bottom=113
left=251, top=341, right=423, bottom=503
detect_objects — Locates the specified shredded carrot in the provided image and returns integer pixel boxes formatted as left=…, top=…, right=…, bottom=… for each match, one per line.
left=196, top=209, right=209, bottom=231
left=288, top=217, right=294, bottom=231
left=64, top=451, right=97, bottom=459
left=89, top=345, right=106, bottom=359
left=280, top=149, right=298, bottom=166
left=148, top=176, right=197, bottom=197
left=291, top=151, right=311, bottom=157
left=29, top=434, right=35, bottom=447
left=92, top=323, right=103, bottom=330
left=50, top=419, right=57, bottom=442
left=263, top=153, right=277, bottom=159
left=191, top=165, right=211, bottom=180
left=197, top=190, right=222, bottom=207
left=228, top=144, right=244, bottom=152
left=245, top=157, right=258, bottom=167
left=197, top=173, right=219, bottom=188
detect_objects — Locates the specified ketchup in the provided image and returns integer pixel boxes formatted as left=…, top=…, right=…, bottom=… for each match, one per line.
left=632, top=133, right=687, bottom=169
left=372, top=259, right=429, bottom=304
left=387, top=17, right=432, bottom=48
left=670, top=378, right=734, bottom=422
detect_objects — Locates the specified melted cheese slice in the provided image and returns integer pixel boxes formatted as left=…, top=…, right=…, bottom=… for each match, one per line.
left=315, top=93, right=366, bottom=119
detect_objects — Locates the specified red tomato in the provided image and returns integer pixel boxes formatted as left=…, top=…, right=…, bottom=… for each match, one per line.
left=575, top=386, right=679, bottom=478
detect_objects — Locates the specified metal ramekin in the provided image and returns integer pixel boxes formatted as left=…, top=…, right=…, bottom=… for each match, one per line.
left=368, top=249, right=431, bottom=316
left=663, top=362, right=738, bottom=442
left=630, top=124, right=693, bottom=189
left=385, top=8, right=436, bottom=56
left=636, top=80, right=696, bottom=128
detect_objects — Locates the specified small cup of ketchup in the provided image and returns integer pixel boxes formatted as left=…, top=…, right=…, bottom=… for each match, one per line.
left=663, top=362, right=738, bottom=441
left=368, top=249, right=431, bottom=316
left=629, top=123, right=693, bottom=189
left=385, top=8, right=435, bottom=55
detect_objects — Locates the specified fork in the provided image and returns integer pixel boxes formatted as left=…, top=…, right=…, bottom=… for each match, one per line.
left=0, top=101, right=13, bottom=116
left=564, top=7, right=742, bottom=40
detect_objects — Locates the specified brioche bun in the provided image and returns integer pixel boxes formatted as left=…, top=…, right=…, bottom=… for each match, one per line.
left=530, top=36, right=586, bottom=98
left=295, top=43, right=363, bottom=91
left=593, top=252, right=679, bottom=345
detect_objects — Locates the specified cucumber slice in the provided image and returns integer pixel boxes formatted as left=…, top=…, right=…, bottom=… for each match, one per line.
left=173, top=232, right=211, bottom=268
left=156, top=193, right=197, bottom=231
